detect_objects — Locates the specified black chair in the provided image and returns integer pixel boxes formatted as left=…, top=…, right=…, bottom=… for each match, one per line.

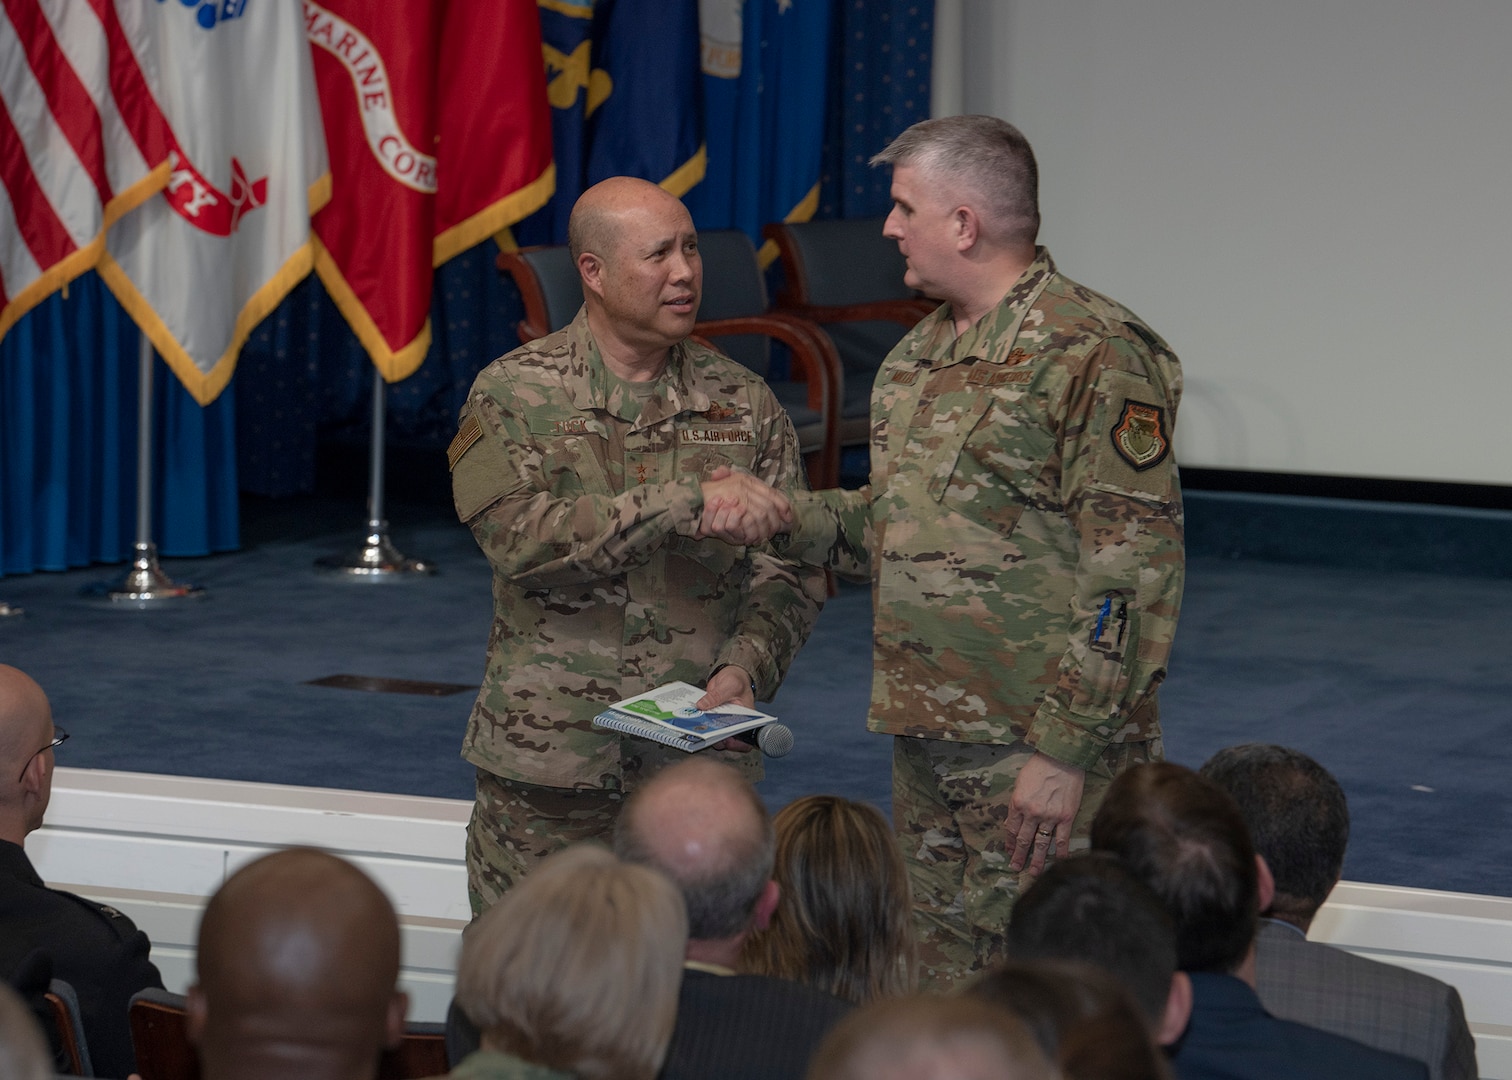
left=497, top=240, right=842, bottom=488
left=765, top=216, right=936, bottom=449
left=45, top=978, right=93, bottom=1076
left=127, top=987, right=447, bottom=1080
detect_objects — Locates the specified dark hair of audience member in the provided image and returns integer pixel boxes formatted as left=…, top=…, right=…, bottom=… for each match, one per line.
left=1006, top=851, right=1177, bottom=1026
left=1090, top=762, right=1259, bottom=973
left=1199, top=743, right=1348, bottom=927
left=740, top=795, right=916, bottom=1003
left=807, top=993, right=1054, bottom=1080
left=454, top=843, right=687, bottom=1080
left=967, top=959, right=1174, bottom=1080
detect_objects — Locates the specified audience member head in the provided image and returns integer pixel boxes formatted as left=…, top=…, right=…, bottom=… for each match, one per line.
left=808, top=994, right=1054, bottom=1080
left=567, top=176, right=702, bottom=367
left=870, top=115, right=1040, bottom=248
left=1006, top=852, right=1190, bottom=1044
left=740, top=795, right=915, bottom=1003
left=614, top=758, right=777, bottom=963
left=1090, top=762, right=1273, bottom=976
left=0, top=981, right=51, bottom=1080
left=0, top=665, right=58, bottom=843
left=967, top=960, right=1174, bottom=1080
left=188, top=847, right=407, bottom=1080
left=455, top=843, right=687, bottom=1080
left=1199, top=743, right=1349, bottom=931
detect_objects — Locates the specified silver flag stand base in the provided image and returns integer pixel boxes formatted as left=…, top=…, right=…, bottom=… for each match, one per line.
left=81, top=543, right=206, bottom=609
left=0, top=601, right=22, bottom=618
left=314, top=521, right=433, bottom=580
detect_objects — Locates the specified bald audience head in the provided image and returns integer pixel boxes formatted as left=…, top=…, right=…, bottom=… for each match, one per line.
left=613, top=758, right=776, bottom=948
left=0, top=665, right=58, bottom=843
left=808, top=995, right=1055, bottom=1080
left=188, top=848, right=407, bottom=1080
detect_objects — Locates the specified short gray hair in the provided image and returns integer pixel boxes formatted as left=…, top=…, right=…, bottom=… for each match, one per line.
left=871, top=115, right=1040, bottom=245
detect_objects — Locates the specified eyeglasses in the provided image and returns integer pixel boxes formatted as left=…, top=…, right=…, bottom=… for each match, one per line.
left=18, top=728, right=68, bottom=782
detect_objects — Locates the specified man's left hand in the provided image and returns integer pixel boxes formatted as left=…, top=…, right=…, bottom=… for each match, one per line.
left=1006, top=753, right=1085, bottom=874
left=697, top=665, right=757, bottom=752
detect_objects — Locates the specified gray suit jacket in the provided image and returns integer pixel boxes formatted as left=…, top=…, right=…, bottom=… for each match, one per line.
left=1253, top=918, right=1477, bottom=1080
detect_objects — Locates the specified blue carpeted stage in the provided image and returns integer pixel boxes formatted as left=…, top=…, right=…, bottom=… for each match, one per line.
left=1, top=490, right=1509, bottom=898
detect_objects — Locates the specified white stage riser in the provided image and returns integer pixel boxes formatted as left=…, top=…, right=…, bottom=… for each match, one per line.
left=28, top=769, right=1512, bottom=1073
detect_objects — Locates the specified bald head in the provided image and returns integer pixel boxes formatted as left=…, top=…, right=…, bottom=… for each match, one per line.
left=568, top=176, right=687, bottom=262
left=614, top=759, right=774, bottom=940
left=0, top=666, right=55, bottom=840
left=809, top=995, right=1055, bottom=1080
left=189, top=848, right=406, bottom=1080
left=567, top=177, right=701, bottom=370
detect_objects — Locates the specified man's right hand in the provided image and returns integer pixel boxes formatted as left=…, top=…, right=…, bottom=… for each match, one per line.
left=697, top=467, right=792, bottom=545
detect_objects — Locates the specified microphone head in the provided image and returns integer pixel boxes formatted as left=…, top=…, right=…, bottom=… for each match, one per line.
left=756, top=722, right=794, bottom=758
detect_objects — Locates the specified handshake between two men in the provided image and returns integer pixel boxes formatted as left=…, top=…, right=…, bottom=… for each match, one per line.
left=695, top=465, right=795, bottom=547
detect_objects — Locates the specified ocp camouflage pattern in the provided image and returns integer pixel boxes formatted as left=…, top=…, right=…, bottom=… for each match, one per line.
left=450, top=309, right=825, bottom=789
left=783, top=249, right=1184, bottom=770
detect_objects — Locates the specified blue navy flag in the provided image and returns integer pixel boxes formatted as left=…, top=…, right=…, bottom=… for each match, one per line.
left=513, top=0, right=705, bottom=246
left=686, top=0, right=833, bottom=265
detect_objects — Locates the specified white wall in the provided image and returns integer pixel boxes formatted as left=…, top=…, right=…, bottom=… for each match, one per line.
left=940, top=0, right=1512, bottom=486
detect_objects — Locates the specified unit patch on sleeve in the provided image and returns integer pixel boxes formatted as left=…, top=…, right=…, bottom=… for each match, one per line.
left=1110, top=401, right=1170, bottom=471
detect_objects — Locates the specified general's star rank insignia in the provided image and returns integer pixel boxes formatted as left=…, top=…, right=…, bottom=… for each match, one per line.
left=1111, top=401, right=1170, bottom=471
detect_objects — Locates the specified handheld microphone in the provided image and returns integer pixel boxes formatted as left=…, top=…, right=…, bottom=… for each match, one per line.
left=737, top=722, right=795, bottom=758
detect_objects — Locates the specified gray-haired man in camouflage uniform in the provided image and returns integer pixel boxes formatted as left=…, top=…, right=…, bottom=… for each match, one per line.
left=447, top=177, right=825, bottom=916
left=718, top=116, right=1185, bottom=988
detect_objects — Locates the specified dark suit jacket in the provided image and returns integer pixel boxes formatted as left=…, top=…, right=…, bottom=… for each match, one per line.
left=1172, top=972, right=1429, bottom=1080
left=659, top=966, right=852, bottom=1080
left=1254, top=918, right=1476, bottom=1080
left=0, top=839, right=164, bottom=1079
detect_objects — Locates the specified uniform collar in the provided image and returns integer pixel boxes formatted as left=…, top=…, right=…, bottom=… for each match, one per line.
left=905, top=246, right=1058, bottom=370
left=0, top=838, right=41, bottom=885
left=566, top=309, right=712, bottom=429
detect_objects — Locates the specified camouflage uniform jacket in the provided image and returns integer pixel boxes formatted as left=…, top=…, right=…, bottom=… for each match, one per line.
left=450, top=309, right=824, bottom=788
left=781, top=249, right=1184, bottom=770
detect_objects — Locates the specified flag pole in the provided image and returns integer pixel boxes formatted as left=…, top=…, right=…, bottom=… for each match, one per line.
left=83, top=333, right=206, bottom=607
left=314, top=371, right=432, bottom=579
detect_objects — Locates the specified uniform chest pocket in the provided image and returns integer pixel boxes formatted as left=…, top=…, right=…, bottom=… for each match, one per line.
left=930, top=387, right=1056, bottom=539
left=525, top=416, right=613, bottom=496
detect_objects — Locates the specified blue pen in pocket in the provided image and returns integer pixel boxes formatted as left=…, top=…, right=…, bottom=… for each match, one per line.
left=1094, top=595, right=1112, bottom=641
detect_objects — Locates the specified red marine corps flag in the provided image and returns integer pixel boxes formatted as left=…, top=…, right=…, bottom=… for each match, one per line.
left=305, top=1, right=554, bottom=381
left=99, top=0, right=328, bottom=405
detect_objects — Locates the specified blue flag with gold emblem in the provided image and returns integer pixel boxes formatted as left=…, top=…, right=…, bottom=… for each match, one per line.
left=515, top=0, right=705, bottom=245
left=687, top=0, right=833, bottom=265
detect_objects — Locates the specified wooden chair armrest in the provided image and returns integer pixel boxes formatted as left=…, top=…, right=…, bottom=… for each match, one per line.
left=693, top=312, right=842, bottom=488
left=495, top=250, right=553, bottom=343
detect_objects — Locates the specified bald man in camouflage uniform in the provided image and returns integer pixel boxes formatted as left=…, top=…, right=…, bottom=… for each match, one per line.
left=449, top=177, right=824, bottom=916
left=769, top=117, right=1184, bottom=988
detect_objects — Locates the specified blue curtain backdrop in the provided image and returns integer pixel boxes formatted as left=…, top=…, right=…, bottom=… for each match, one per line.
left=0, top=2, right=932, bottom=577
left=0, top=273, right=238, bottom=576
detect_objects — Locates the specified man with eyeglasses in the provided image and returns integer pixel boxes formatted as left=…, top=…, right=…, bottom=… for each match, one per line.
left=0, top=664, right=164, bottom=1078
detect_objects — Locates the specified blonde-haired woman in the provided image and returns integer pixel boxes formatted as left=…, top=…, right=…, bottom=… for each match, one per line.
left=445, top=844, right=687, bottom=1080
left=741, top=795, right=915, bottom=1003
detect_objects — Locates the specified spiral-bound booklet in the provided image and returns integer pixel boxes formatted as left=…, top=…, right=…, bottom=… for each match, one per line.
left=591, top=681, right=777, bottom=752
